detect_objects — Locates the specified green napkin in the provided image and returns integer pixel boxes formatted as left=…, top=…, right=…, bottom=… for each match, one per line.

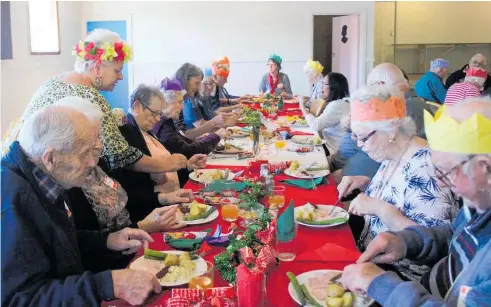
left=279, top=177, right=323, bottom=190
left=167, top=238, right=204, bottom=251
left=206, top=180, right=247, bottom=193
left=277, top=200, right=296, bottom=242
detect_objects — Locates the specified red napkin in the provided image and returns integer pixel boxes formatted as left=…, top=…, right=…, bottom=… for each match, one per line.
left=277, top=110, right=302, bottom=116
left=290, top=131, right=314, bottom=136
left=295, top=243, right=361, bottom=262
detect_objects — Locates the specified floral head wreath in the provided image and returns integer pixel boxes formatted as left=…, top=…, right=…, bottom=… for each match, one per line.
left=72, top=41, right=132, bottom=64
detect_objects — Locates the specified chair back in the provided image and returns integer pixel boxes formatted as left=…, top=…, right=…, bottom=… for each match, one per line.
left=309, top=99, right=327, bottom=117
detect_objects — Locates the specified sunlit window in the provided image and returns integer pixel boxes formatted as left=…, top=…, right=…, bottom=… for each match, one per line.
left=28, top=1, right=60, bottom=54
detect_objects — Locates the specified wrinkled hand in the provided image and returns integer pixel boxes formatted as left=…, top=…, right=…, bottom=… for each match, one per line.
left=188, top=154, right=207, bottom=170
left=211, top=114, right=225, bottom=128
left=341, top=263, right=385, bottom=295
left=138, top=205, right=186, bottom=233
left=159, top=189, right=194, bottom=205
left=164, top=154, right=188, bottom=171
left=348, top=193, right=384, bottom=216
left=221, top=113, right=238, bottom=128
left=357, top=232, right=406, bottom=264
left=112, top=269, right=161, bottom=306
left=337, top=175, right=371, bottom=198
left=216, top=128, right=232, bottom=140
left=107, top=228, right=153, bottom=255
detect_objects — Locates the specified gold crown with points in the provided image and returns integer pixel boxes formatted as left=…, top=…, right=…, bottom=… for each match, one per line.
left=424, top=106, right=491, bottom=154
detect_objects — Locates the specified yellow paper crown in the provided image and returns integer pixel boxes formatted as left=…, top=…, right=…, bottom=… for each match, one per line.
left=305, top=60, right=324, bottom=74
left=424, top=106, right=491, bottom=154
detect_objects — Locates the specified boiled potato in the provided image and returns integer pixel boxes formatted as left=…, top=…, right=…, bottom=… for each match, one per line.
left=342, top=292, right=354, bottom=307
left=197, top=203, right=208, bottom=213
left=326, top=297, right=344, bottom=307
left=164, top=254, right=178, bottom=267
left=327, top=283, right=345, bottom=297
left=189, top=204, right=200, bottom=217
left=178, top=252, right=191, bottom=263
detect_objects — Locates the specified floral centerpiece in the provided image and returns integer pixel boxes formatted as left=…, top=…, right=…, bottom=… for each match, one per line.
left=242, top=107, right=262, bottom=156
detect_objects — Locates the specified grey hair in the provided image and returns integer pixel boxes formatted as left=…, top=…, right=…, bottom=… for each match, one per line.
left=470, top=53, right=487, bottom=67
left=73, top=29, right=123, bottom=73
left=129, top=84, right=165, bottom=109
left=55, top=97, right=103, bottom=122
left=18, top=106, right=87, bottom=160
left=351, top=85, right=417, bottom=136
left=464, top=76, right=486, bottom=88
left=430, top=67, right=446, bottom=74
left=174, top=63, right=203, bottom=97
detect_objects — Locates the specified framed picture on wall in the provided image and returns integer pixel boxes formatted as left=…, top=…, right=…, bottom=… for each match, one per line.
left=28, top=1, right=60, bottom=54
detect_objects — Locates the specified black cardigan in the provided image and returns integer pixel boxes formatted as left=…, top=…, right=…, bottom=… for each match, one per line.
left=104, top=114, right=165, bottom=223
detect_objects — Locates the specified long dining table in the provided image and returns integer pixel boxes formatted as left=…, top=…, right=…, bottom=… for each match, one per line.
left=104, top=104, right=360, bottom=307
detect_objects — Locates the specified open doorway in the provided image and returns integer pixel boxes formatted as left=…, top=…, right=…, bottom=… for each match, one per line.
left=313, top=14, right=360, bottom=90
left=313, top=15, right=341, bottom=75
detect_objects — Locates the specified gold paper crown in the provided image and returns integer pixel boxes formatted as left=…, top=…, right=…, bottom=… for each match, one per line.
left=305, top=60, right=324, bottom=74
left=424, top=106, right=491, bottom=154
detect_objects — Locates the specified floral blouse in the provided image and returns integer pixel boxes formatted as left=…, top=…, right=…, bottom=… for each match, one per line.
left=258, top=72, right=292, bottom=95
left=362, top=148, right=458, bottom=280
left=21, top=76, right=143, bottom=170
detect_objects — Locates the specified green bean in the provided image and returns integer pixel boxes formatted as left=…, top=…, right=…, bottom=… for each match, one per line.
left=287, top=272, right=306, bottom=305
left=298, top=217, right=348, bottom=225
left=301, top=284, right=323, bottom=307
left=143, top=248, right=167, bottom=260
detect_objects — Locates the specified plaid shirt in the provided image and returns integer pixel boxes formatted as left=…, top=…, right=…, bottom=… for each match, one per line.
left=32, top=166, right=63, bottom=204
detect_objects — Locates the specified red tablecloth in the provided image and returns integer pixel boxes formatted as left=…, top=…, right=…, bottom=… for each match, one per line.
left=103, top=164, right=359, bottom=307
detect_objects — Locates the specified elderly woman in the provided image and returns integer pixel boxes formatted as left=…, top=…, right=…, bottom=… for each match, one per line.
left=299, top=72, right=350, bottom=155
left=342, top=98, right=491, bottom=306
left=414, top=58, right=449, bottom=104
left=303, top=60, right=325, bottom=108
left=338, top=85, right=458, bottom=281
left=258, top=54, right=292, bottom=96
left=445, top=67, right=488, bottom=105
left=152, top=78, right=230, bottom=163
left=17, top=29, right=186, bottom=174
left=2, top=103, right=160, bottom=306
left=106, top=84, right=208, bottom=223
left=173, top=63, right=237, bottom=139
left=200, top=68, right=243, bottom=118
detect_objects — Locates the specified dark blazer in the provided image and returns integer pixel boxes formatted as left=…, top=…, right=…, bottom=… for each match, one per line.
left=1, top=142, right=115, bottom=306
left=445, top=64, right=491, bottom=92
left=105, top=113, right=164, bottom=223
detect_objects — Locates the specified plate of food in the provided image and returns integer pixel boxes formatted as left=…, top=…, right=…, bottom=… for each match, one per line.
left=227, top=126, right=250, bottom=138
left=214, top=142, right=245, bottom=154
left=291, top=136, right=326, bottom=146
left=295, top=204, right=349, bottom=228
left=287, top=270, right=374, bottom=307
left=189, top=169, right=234, bottom=184
left=130, top=249, right=207, bottom=287
left=177, top=201, right=219, bottom=225
left=284, top=161, right=330, bottom=179
left=290, top=119, right=309, bottom=127
left=288, top=146, right=314, bottom=153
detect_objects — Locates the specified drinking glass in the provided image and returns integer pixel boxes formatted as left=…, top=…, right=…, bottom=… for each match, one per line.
left=220, top=180, right=236, bottom=198
left=268, top=186, right=286, bottom=208
left=276, top=222, right=298, bottom=261
left=189, top=261, right=214, bottom=289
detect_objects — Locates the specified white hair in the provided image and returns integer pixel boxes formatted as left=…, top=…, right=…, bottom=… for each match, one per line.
left=55, top=97, right=103, bottom=122
left=470, top=54, right=487, bottom=67
left=18, top=106, right=88, bottom=160
left=73, top=29, right=123, bottom=73
left=351, top=85, right=417, bottom=136
left=366, top=63, right=410, bottom=92
left=430, top=67, right=446, bottom=74
left=303, top=66, right=322, bottom=78
left=464, top=76, right=486, bottom=88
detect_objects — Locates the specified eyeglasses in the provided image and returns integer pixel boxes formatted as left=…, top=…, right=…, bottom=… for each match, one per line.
left=352, top=130, right=377, bottom=143
left=142, top=104, right=164, bottom=118
left=434, top=155, right=488, bottom=188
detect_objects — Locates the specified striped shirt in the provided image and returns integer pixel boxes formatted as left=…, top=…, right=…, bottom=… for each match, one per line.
left=444, top=82, right=481, bottom=105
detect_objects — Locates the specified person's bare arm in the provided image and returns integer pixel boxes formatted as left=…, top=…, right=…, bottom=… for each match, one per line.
left=183, top=121, right=220, bottom=140
left=129, top=154, right=187, bottom=173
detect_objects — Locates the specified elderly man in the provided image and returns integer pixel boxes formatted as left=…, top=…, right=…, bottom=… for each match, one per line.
left=341, top=98, right=491, bottom=306
left=414, top=58, right=449, bottom=104
left=445, top=53, right=491, bottom=92
left=210, top=57, right=241, bottom=108
left=1, top=101, right=160, bottom=306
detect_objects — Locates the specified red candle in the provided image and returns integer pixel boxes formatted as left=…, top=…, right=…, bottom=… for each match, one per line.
left=236, top=264, right=266, bottom=307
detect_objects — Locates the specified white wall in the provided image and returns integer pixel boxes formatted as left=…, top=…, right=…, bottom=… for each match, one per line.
left=82, top=1, right=374, bottom=96
left=1, top=1, right=83, bottom=134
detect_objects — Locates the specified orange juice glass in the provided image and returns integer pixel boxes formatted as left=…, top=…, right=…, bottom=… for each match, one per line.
left=268, top=186, right=286, bottom=208
left=221, top=198, right=239, bottom=222
left=189, top=261, right=214, bottom=289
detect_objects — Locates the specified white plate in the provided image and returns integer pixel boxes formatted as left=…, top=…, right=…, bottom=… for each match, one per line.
left=184, top=206, right=219, bottom=225
left=189, top=169, right=235, bottom=184
left=284, top=168, right=330, bottom=179
left=129, top=251, right=207, bottom=287
left=290, top=136, right=326, bottom=146
left=294, top=205, right=349, bottom=228
left=288, top=270, right=374, bottom=307
left=290, top=123, right=309, bottom=128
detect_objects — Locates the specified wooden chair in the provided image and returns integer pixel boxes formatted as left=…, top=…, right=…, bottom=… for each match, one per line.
left=309, top=99, right=327, bottom=117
